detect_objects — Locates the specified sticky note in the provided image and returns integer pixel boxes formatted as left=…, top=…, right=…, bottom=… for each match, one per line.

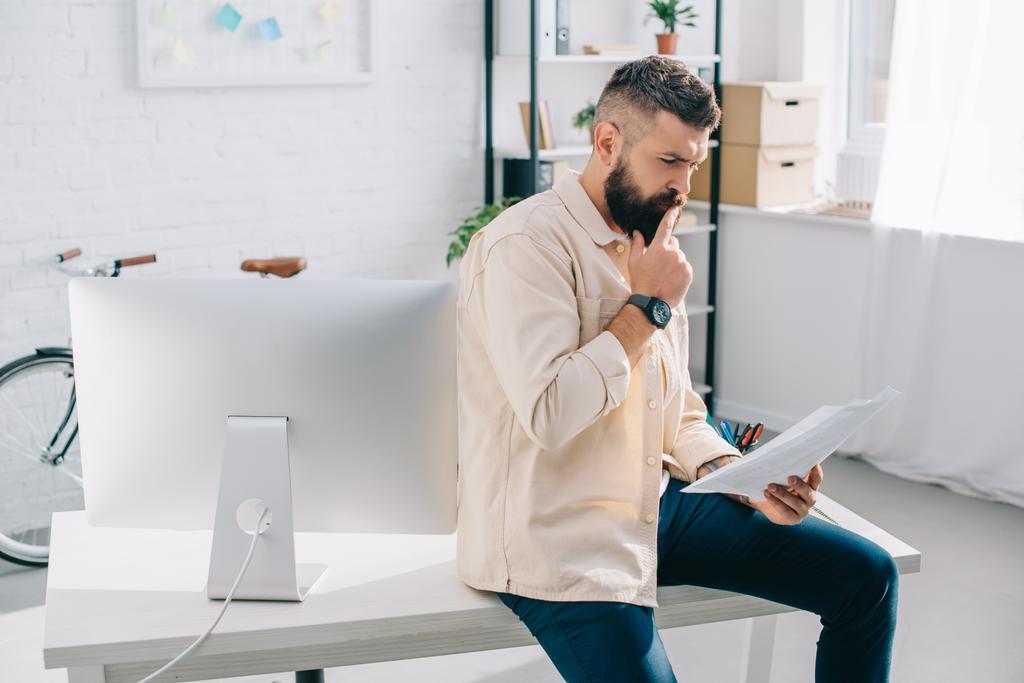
left=319, top=2, right=341, bottom=27
left=172, top=37, right=193, bottom=67
left=216, top=4, right=242, bottom=32
left=258, top=17, right=283, bottom=41
left=304, top=39, right=334, bottom=62
left=159, top=0, right=181, bottom=28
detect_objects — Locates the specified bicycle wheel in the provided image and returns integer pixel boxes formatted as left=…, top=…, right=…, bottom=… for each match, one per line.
left=0, top=351, right=83, bottom=567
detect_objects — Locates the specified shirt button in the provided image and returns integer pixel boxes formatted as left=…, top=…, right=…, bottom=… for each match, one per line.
left=615, top=243, right=625, bottom=253
left=646, top=456, right=657, bottom=466
left=648, top=399, right=657, bottom=409
left=645, top=513, right=655, bottom=523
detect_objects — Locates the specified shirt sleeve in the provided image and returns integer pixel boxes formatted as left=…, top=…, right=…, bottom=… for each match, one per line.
left=465, top=233, right=631, bottom=451
left=669, top=374, right=740, bottom=483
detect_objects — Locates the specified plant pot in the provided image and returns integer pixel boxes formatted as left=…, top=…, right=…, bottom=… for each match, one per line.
left=656, top=33, right=678, bottom=55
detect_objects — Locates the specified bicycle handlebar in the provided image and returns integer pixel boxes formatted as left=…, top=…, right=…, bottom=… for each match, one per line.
left=116, top=254, right=157, bottom=268
left=50, top=250, right=156, bottom=277
left=57, top=248, right=82, bottom=263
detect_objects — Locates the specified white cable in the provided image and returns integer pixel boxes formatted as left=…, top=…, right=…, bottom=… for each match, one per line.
left=138, top=506, right=270, bottom=683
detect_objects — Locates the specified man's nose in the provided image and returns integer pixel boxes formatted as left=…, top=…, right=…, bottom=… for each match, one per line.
left=669, top=172, right=691, bottom=197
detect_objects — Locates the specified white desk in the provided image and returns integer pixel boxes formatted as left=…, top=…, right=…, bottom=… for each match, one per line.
left=43, top=493, right=920, bottom=683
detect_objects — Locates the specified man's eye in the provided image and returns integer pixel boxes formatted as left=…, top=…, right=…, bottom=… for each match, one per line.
left=660, top=158, right=677, bottom=165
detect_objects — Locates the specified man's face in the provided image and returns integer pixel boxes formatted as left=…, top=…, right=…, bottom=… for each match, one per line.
left=603, top=110, right=710, bottom=247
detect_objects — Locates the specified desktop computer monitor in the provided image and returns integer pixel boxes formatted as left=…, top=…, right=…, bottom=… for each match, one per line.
left=68, top=277, right=457, bottom=600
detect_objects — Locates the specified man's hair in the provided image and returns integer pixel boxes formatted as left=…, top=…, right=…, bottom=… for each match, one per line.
left=595, top=56, right=721, bottom=150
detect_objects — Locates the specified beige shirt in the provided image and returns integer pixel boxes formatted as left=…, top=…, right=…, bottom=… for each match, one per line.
left=455, top=169, right=739, bottom=608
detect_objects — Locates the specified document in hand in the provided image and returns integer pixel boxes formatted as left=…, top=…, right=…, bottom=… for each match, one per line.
left=681, top=386, right=901, bottom=502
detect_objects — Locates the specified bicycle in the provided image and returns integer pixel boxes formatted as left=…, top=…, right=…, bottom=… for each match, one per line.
left=0, top=250, right=308, bottom=567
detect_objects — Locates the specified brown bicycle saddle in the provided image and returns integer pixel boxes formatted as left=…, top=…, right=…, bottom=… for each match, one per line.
left=240, top=257, right=308, bottom=278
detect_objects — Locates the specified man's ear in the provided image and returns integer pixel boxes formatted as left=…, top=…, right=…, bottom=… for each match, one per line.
left=592, top=121, right=620, bottom=168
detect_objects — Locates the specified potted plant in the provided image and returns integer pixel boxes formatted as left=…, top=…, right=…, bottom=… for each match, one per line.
left=643, top=0, right=698, bottom=55
left=446, top=196, right=521, bottom=267
left=572, top=101, right=597, bottom=145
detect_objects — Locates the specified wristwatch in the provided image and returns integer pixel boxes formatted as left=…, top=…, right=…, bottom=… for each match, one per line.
left=699, top=454, right=743, bottom=474
left=626, top=294, right=672, bottom=329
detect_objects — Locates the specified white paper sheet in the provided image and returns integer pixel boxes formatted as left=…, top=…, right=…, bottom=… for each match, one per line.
left=681, top=386, right=901, bottom=501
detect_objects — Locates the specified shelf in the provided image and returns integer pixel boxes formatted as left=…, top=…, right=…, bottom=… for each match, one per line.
left=676, top=199, right=874, bottom=230
left=675, top=223, right=716, bottom=236
left=494, top=139, right=717, bottom=161
left=494, top=145, right=593, bottom=160
left=485, top=1, right=724, bottom=409
left=685, top=304, right=713, bottom=317
left=496, top=53, right=721, bottom=67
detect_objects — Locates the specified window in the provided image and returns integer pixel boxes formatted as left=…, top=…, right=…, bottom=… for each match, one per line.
left=834, top=0, right=896, bottom=209
left=846, top=0, right=896, bottom=146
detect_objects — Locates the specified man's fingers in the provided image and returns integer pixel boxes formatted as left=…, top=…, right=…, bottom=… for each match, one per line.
left=655, top=206, right=681, bottom=244
left=806, top=463, right=824, bottom=490
left=762, top=492, right=800, bottom=523
left=628, top=232, right=645, bottom=265
left=767, top=484, right=810, bottom=514
left=784, top=475, right=817, bottom=507
left=661, top=206, right=681, bottom=241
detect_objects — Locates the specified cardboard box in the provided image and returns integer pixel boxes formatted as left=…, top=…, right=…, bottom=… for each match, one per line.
left=688, top=144, right=816, bottom=207
left=721, top=82, right=823, bottom=146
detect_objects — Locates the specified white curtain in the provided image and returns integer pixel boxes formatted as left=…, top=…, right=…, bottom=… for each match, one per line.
left=843, top=0, right=1024, bottom=507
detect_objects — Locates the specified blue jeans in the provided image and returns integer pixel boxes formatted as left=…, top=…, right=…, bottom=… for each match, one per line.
left=495, top=478, right=899, bottom=682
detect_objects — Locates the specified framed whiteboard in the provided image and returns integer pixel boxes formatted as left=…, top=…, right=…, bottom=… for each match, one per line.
left=135, top=0, right=375, bottom=88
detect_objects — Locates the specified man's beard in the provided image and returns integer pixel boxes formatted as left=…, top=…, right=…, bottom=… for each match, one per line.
left=604, top=157, right=685, bottom=247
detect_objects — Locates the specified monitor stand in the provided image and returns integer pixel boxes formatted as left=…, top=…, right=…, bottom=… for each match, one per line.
left=206, top=415, right=327, bottom=601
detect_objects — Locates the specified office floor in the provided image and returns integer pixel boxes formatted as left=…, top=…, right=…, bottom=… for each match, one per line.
left=3, top=454, right=1022, bottom=682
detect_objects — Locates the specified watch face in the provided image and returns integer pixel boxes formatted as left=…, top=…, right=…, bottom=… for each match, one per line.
left=651, top=300, right=672, bottom=327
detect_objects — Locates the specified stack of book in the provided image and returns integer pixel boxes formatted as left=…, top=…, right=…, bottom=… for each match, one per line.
left=518, top=100, right=557, bottom=149
left=582, top=44, right=642, bottom=56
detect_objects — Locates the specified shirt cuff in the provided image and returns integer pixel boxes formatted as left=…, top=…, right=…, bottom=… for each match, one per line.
left=576, top=329, right=631, bottom=411
left=673, top=428, right=742, bottom=483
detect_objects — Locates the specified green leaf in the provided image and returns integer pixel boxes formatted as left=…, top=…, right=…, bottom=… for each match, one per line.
left=572, top=101, right=597, bottom=130
left=445, top=196, right=521, bottom=266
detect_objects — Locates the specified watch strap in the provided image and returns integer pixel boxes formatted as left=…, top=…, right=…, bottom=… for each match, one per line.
left=702, top=454, right=742, bottom=473
left=701, top=458, right=723, bottom=473
left=626, top=293, right=669, bottom=328
left=626, top=294, right=652, bottom=310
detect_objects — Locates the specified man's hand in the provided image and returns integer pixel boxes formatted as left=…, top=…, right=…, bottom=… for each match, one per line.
left=747, top=464, right=824, bottom=525
left=695, top=460, right=825, bottom=525
left=608, top=206, right=692, bottom=370
left=627, top=206, right=692, bottom=309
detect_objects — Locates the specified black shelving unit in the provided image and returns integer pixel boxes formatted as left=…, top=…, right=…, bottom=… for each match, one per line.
left=483, top=0, right=724, bottom=412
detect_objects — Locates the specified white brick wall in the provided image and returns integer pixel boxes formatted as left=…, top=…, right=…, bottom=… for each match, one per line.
left=1, top=0, right=481, bottom=363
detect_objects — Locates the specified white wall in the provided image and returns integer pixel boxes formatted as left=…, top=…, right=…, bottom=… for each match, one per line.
left=0, top=0, right=481, bottom=361
left=776, top=0, right=848, bottom=197
left=721, top=0, right=781, bottom=82
left=704, top=205, right=1024, bottom=438
left=696, top=203, right=1024, bottom=507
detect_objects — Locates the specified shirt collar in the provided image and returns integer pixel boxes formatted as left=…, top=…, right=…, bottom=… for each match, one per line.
left=553, top=169, right=629, bottom=247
